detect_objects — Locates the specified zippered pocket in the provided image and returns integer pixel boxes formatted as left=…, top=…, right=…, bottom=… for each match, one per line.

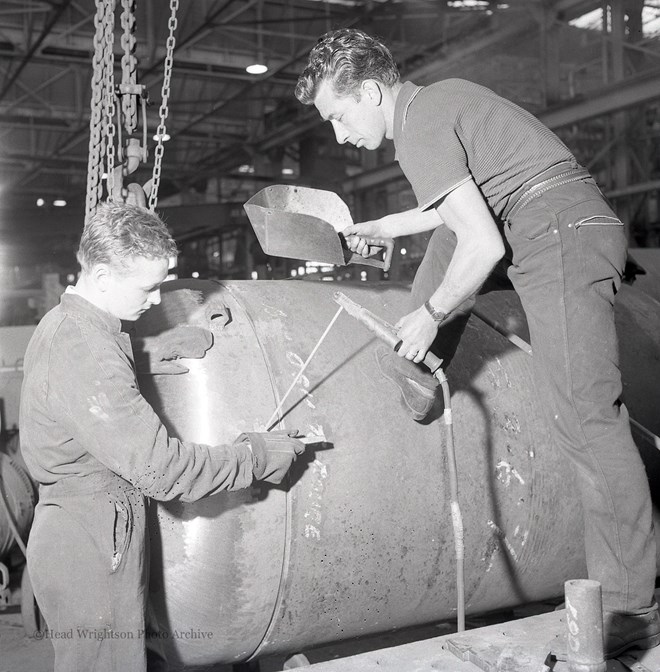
left=574, top=215, right=623, bottom=228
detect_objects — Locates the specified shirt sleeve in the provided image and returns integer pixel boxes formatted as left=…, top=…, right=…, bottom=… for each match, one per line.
left=397, top=86, right=472, bottom=211
left=48, top=321, right=254, bottom=502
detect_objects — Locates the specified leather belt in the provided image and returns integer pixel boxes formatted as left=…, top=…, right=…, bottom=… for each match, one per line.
left=502, top=164, right=591, bottom=222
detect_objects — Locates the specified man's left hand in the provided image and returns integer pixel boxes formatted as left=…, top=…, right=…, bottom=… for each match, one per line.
left=395, top=307, right=439, bottom=364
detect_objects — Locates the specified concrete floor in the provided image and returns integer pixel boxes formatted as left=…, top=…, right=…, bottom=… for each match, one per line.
left=302, top=607, right=660, bottom=672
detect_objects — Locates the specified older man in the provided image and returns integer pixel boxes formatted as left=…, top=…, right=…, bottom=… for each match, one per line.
left=295, top=28, right=658, bottom=659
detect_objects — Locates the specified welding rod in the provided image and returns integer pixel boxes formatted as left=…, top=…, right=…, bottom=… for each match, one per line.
left=471, top=308, right=533, bottom=356
left=266, top=305, right=344, bottom=430
left=333, top=291, right=444, bottom=375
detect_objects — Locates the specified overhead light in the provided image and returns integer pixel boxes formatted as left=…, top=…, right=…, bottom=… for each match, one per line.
left=249, top=2, right=268, bottom=76
left=153, top=133, right=170, bottom=142
left=53, top=199, right=67, bottom=207
left=246, top=63, right=268, bottom=75
left=36, top=198, right=45, bottom=207
left=281, top=167, right=294, bottom=176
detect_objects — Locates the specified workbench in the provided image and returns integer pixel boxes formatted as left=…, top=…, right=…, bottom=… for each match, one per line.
left=302, top=609, right=660, bottom=672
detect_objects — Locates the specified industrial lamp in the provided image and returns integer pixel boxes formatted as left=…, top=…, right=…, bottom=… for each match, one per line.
left=246, top=1, right=268, bottom=75
left=246, top=62, right=268, bottom=75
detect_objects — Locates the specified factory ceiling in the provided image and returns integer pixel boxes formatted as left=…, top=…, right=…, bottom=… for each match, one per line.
left=0, top=0, right=659, bottom=254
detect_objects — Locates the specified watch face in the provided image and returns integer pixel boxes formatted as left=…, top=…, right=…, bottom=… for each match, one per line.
left=424, top=301, right=446, bottom=322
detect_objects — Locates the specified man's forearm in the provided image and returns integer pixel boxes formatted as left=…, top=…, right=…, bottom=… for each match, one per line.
left=428, top=179, right=505, bottom=315
left=381, top=208, right=444, bottom=238
left=428, top=242, right=499, bottom=315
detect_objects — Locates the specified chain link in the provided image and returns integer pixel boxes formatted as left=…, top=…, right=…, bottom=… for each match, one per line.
left=103, top=0, right=117, bottom=200
left=120, top=0, right=138, bottom=135
left=86, top=0, right=177, bottom=214
left=149, top=0, right=179, bottom=211
left=84, top=1, right=109, bottom=224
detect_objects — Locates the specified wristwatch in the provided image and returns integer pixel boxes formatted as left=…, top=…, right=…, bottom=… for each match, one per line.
left=424, top=300, right=448, bottom=324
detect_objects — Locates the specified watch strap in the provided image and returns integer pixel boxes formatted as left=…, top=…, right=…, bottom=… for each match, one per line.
left=424, top=300, right=447, bottom=323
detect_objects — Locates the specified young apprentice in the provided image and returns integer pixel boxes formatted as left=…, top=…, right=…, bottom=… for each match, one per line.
left=295, top=28, right=659, bottom=659
left=20, top=202, right=305, bottom=672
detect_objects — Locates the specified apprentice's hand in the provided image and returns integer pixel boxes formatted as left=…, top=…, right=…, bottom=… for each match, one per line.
left=134, top=326, right=213, bottom=374
left=342, top=221, right=387, bottom=258
left=236, top=431, right=306, bottom=484
left=395, top=307, right=439, bottom=364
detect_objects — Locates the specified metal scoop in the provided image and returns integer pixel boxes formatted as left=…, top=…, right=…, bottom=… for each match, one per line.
left=244, top=184, right=393, bottom=271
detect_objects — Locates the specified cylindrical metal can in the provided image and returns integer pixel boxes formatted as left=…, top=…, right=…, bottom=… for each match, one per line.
left=134, top=279, right=660, bottom=668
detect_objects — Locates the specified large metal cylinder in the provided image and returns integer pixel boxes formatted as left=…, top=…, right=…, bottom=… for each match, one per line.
left=135, top=279, right=660, bottom=669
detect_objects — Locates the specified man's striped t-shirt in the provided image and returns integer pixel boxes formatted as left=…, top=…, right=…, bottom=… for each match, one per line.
left=393, top=79, right=576, bottom=218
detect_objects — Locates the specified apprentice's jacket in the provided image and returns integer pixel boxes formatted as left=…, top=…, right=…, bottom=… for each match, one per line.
left=19, top=291, right=255, bottom=672
left=20, top=290, right=254, bottom=497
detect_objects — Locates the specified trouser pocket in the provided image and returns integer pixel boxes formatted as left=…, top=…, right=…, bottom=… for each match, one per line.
left=111, top=496, right=134, bottom=572
left=569, top=211, right=626, bottom=295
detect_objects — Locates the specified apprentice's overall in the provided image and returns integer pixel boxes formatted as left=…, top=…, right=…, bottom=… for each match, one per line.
left=20, top=292, right=255, bottom=671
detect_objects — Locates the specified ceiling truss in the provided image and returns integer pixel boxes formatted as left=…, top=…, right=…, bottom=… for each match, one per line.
left=0, top=0, right=657, bottom=235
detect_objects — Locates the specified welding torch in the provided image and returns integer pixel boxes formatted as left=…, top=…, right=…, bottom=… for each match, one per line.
left=332, top=291, right=465, bottom=633
left=333, top=292, right=445, bottom=378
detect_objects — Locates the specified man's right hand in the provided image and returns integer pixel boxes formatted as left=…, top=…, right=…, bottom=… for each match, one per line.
left=234, top=431, right=306, bottom=484
left=342, top=221, right=387, bottom=258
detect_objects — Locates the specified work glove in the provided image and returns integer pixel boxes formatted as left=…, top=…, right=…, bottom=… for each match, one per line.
left=235, top=431, right=306, bottom=484
left=134, top=325, right=213, bottom=375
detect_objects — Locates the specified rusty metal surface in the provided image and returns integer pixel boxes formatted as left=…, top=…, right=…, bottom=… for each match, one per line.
left=134, top=279, right=660, bottom=668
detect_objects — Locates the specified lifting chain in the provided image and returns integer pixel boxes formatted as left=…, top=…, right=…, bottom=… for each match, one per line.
left=85, top=0, right=178, bottom=217
left=149, top=0, right=179, bottom=212
left=120, top=0, right=138, bottom=136
left=103, top=0, right=117, bottom=201
left=84, top=1, right=110, bottom=224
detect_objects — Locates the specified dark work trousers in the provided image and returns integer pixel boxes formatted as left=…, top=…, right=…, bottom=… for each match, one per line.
left=27, top=471, right=166, bottom=671
left=410, top=177, right=656, bottom=613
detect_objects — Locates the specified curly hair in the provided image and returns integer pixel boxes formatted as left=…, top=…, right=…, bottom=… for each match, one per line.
left=77, top=202, right=178, bottom=274
left=295, top=28, right=399, bottom=105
